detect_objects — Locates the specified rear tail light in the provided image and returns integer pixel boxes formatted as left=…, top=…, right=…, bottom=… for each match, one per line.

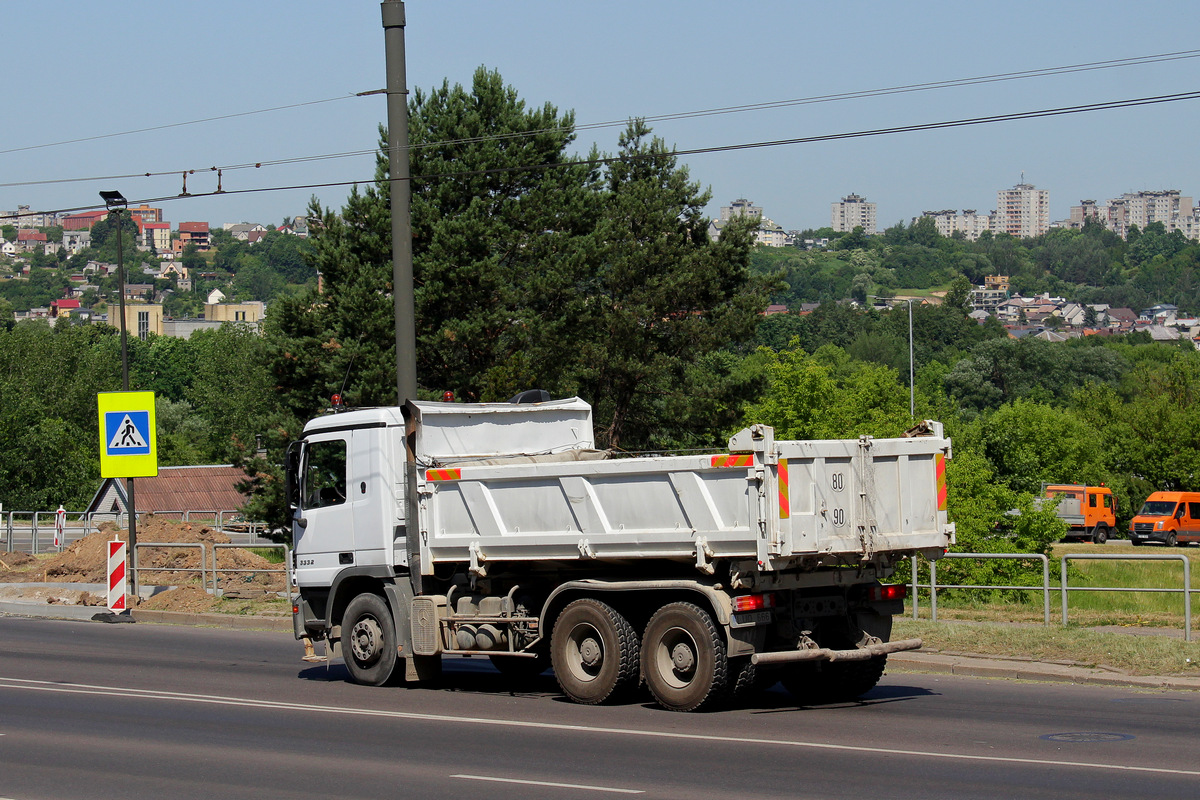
left=732, top=593, right=776, bottom=612
left=868, top=584, right=907, bottom=602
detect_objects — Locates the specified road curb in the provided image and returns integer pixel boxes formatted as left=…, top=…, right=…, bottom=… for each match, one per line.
left=131, top=608, right=294, bottom=632
left=889, top=651, right=1200, bottom=691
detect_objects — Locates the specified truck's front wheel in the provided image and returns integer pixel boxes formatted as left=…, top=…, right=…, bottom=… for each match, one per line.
left=343, top=593, right=398, bottom=686
left=641, top=602, right=727, bottom=712
left=550, top=599, right=639, bottom=704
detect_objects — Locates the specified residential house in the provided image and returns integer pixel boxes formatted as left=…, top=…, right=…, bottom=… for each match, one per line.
left=225, top=223, right=266, bottom=241
left=1105, top=308, right=1138, bottom=331
left=137, top=220, right=171, bottom=252
left=62, top=229, right=91, bottom=254
left=49, top=298, right=81, bottom=318
left=174, top=221, right=210, bottom=252
left=124, top=283, right=154, bottom=302
left=16, top=229, right=47, bottom=253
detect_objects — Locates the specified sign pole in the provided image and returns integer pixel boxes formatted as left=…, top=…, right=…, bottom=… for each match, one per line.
left=127, top=478, right=138, bottom=597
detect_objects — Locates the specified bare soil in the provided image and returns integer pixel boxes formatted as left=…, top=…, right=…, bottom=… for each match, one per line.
left=0, top=516, right=286, bottom=612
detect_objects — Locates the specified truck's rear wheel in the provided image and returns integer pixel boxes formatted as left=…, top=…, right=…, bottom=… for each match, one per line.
left=641, top=602, right=727, bottom=712
left=342, top=593, right=398, bottom=686
left=550, top=599, right=639, bottom=704
left=781, top=656, right=887, bottom=704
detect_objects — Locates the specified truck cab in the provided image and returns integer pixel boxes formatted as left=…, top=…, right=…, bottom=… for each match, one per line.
left=1130, top=491, right=1200, bottom=546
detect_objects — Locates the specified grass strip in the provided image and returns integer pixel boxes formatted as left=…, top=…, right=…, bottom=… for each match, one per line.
left=894, top=617, right=1200, bottom=677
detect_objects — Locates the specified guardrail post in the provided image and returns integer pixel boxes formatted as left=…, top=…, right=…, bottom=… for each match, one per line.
left=911, top=554, right=919, bottom=620
left=930, top=559, right=939, bottom=623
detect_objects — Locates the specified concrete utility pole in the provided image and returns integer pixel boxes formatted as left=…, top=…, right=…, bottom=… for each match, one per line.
left=381, top=1, right=417, bottom=406
left=100, top=190, right=138, bottom=597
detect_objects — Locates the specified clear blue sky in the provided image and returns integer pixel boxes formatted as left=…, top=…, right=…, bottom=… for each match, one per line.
left=4, top=1, right=1199, bottom=232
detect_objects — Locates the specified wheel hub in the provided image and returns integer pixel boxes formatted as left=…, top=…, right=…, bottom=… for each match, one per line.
left=579, top=636, right=602, bottom=668
left=351, top=617, right=382, bottom=663
left=671, top=642, right=695, bottom=674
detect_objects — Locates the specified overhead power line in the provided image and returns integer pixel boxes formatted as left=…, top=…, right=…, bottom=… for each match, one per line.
left=25, top=88, right=1199, bottom=221
left=0, top=95, right=364, bottom=157
left=4, top=48, right=1200, bottom=192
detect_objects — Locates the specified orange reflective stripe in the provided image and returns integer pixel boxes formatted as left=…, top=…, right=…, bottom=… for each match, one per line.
left=426, top=468, right=461, bottom=482
left=711, top=454, right=754, bottom=468
left=936, top=453, right=947, bottom=511
left=778, top=459, right=790, bottom=519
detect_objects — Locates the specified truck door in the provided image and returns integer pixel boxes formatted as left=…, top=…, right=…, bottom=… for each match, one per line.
left=293, top=433, right=353, bottom=587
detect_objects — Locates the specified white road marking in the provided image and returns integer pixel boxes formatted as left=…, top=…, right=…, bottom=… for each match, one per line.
left=0, top=676, right=1197, bottom=778
left=452, top=774, right=642, bottom=794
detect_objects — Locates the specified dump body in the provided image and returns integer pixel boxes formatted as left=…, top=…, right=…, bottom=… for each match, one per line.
left=413, top=409, right=953, bottom=572
left=288, top=397, right=955, bottom=710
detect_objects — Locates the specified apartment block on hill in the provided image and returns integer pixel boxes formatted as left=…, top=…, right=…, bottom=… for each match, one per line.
left=831, top=194, right=876, bottom=234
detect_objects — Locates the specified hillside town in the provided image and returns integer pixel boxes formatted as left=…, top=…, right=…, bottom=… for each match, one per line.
left=3, top=178, right=1199, bottom=347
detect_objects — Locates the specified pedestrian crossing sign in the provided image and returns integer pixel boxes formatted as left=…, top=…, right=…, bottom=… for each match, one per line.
left=98, top=391, right=158, bottom=478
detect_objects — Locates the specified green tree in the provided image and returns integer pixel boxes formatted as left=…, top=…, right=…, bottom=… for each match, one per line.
left=558, top=119, right=770, bottom=448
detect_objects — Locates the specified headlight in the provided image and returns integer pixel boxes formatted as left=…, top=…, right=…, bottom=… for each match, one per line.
left=1156, top=521, right=1164, bottom=530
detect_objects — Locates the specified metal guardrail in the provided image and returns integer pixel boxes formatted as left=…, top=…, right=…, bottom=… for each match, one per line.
left=911, top=551, right=1195, bottom=642
left=134, top=542, right=208, bottom=590
left=210, top=543, right=290, bottom=597
left=130, top=541, right=291, bottom=600
left=3, top=509, right=274, bottom=554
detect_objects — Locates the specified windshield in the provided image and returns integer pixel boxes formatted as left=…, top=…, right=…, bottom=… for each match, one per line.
left=1138, top=501, right=1178, bottom=517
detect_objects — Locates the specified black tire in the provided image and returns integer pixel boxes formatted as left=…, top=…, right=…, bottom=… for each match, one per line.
left=342, top=593, right=398, bottom=686
left=1131, top=537, right=1144, bottom=547
left=728, top=657, right=766, bottom=701
left=1167, top=533, right=1179, bottom=547
left=550, top=599, right=639, bottom=705
left=641, top=602, right=727, bottom=712
left=781, top=656, right=887, bottom=704
left=1092, top=526, right=1108, bottom=545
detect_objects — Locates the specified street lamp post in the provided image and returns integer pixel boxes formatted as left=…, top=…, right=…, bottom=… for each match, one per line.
left=100, top=190, right=138, bottom=596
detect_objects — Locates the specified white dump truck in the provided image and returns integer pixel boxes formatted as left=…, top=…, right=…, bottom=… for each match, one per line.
left=288, top=396, right=953, bottom=711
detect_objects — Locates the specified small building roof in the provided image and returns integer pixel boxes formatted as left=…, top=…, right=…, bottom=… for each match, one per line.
left=87, top=465, right=250, bottom=515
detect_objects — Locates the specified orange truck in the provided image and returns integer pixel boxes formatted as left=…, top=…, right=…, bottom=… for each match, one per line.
left=1044, top=484, right=1117, bottom=544
left=1129, top=491, right=1200, bottom=547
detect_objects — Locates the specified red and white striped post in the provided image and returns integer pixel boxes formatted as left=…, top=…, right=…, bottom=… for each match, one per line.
left=54, top=505, right=66, bottom=549
left=107, top=538, right=128, bottom=613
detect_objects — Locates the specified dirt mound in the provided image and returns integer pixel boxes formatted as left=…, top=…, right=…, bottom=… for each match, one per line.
left=0, top=517, right=285, bottom=593
left=140, top=587, right=218, bottom=613
left=0, top=552, right=36, bottom=570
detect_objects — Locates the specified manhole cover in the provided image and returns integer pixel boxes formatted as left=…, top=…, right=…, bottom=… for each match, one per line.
left=1041, top=732, right=1135, bottom=743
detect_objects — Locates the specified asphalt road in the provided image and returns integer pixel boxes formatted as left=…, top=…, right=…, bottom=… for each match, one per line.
left=1, top=616, right=1198, bottom=800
